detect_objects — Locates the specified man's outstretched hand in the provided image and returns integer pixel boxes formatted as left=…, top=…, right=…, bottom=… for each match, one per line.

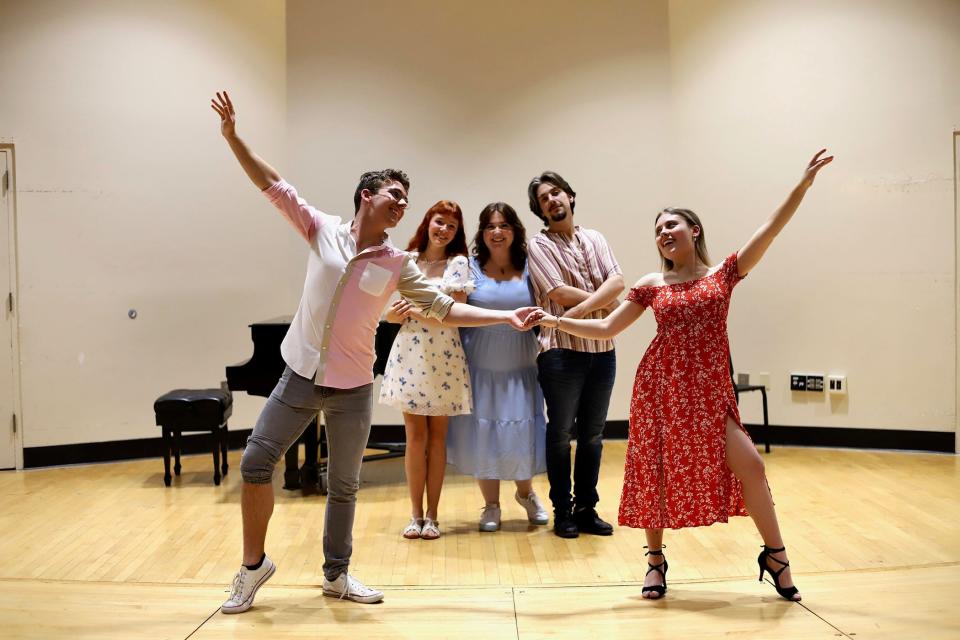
left=210, top=91, right=237, bottom=138
left=512, top=307, right=546, bottom=331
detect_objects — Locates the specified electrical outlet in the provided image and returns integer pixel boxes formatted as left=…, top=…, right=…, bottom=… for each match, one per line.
left=758, top=372, right=770, bottom=389
left=828, top=374, right=847, bottom=394
left=791, top=373, right=824, bottom=392
left=789, top=374, right=806, bottom=391
left=805, top=375, right=824, bottom=392
left=736, top=372, right=750, bottom=386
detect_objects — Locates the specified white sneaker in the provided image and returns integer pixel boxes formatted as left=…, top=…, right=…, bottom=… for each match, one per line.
left=220, top=555, right=276, bottom=614
left=479, top=503, right=501, bottom=532
left=322, top=572, right=384, bottom=604
left=515, top=491, right=549, bottom=525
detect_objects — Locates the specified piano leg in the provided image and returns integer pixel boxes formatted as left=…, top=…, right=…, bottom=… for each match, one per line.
left=282, top=434, right=301, bottom=490
left=282, top=417, right=320, bottom=493
left=212, top=430, right=222, bottom=486
left=220, top=424, right=229, bottom=477
left=300, top=419, right=321, bottom=496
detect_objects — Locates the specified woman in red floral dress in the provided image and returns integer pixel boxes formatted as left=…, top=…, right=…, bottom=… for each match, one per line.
left=532, top=150, right=833, bottom=602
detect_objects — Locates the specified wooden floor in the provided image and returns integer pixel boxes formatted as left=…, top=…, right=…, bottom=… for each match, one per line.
left=1, top=442, right=958, bottom=639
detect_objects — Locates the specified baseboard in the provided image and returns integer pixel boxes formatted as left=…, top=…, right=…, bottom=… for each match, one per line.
left=599, top=420, right=954, bottom=453
left=23, top=429, right=254, bottom=469
left=20, top=422, right=955, bottom=469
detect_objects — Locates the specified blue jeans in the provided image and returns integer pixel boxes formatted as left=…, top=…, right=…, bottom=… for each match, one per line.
left=537, top=348, right=616, bottom=514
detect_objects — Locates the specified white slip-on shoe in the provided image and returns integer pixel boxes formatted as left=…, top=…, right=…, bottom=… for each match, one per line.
left=322, top=572, right=384, bottom=604
left=479, top=503, right=501, bottom=532
left=515, top=490, right=549, bottom=525
left=220, top=555, right=276, bottom=614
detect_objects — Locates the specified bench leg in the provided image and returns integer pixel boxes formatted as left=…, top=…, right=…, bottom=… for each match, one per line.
left=761, top=388, right=771, bottom=454
left=162, top=428, right=172, bottom=486
left=173, top=430, right=182, bottom=475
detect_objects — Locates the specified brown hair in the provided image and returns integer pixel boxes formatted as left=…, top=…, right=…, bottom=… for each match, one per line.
left=472, top=202, right=527, bottom=271
left=353, top=169, right=410, bottom=214
left=527, top=170, right=576, bottom=226
left=655, top=207, right=711, bottom=271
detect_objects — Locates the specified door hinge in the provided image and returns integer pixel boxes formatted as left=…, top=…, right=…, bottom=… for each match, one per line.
left=6, top=292, right=11, bottom=313
left=1, top=170, right=7, bottom=194
left=12, top=414, right=16, bottom=434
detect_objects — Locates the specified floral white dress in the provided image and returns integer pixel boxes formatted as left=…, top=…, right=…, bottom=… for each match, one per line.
left=378, top=254, right=474, bottom=416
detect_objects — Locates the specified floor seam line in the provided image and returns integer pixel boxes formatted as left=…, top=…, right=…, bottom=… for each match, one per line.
left=790, top=588, right=855, bottom=640
left=183, top=606, right=219, bottom=640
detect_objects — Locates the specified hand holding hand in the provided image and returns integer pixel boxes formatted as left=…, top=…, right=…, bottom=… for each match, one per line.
left=210, top=91, right=237, bottom=138
left=525, top=311, right=556, bottom=330
left=510, top=306, right=544, bottom=331
left=800, top=149, right=833, bottom=188
left=385, top=298, right=414, bottom=323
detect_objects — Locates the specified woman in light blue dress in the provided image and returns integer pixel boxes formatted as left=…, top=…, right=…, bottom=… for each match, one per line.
left=447, top=202, right=549, bottom=531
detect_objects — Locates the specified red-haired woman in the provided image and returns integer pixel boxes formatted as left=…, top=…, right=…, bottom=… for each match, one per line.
left=379, top=201, right=474, bottom=540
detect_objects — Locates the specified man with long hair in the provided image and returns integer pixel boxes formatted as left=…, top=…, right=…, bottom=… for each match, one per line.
left=526, top=171, right=624, bottom=538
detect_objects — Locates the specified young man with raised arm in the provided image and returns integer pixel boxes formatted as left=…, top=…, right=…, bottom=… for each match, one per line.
left=211, top=92, right=538, bottom=612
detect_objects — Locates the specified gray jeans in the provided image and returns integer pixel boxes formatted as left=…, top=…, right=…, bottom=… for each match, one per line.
left=240, top=366, right=373, bottom=580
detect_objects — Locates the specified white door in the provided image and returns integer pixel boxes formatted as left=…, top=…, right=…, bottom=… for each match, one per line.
left=0, top=149, right=19, bottom=469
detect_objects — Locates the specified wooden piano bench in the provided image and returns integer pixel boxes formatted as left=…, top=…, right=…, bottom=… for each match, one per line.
left=154, top=386, right=233, bottom=486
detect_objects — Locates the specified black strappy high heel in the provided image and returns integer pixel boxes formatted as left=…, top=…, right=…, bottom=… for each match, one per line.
left=642, top=546, right=668, bottom=599
left=758, top=545, right=800, bottom=601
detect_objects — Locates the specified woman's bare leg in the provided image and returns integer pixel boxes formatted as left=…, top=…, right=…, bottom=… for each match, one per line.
left=478, top=478, right=500, bottom=505
left=642, top=528, right=666, bottom=598
left=514, top=478, right=533, bottom=498
left=424, top=416, right=448, bottom=520
left=725, top=416, right=799, bottom=600
left=403, top=413, right=428, bottom=519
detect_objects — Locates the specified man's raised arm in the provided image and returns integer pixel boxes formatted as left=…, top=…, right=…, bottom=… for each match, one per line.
left=211, top=91, right=281, bottom=190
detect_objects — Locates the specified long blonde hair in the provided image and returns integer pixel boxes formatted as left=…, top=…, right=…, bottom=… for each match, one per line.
left=655, top=207, right=711, bottom=271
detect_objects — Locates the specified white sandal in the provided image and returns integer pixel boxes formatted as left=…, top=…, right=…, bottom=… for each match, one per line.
left=420, top=517, right=441, bottom=540
left=402, top=518, right=423, bottom=539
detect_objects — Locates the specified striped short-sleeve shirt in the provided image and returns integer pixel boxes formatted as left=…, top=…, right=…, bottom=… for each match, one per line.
left=527, top=226, right=621, bottom=353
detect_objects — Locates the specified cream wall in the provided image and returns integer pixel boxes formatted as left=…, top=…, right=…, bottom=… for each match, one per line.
left=284, top=0, right=673, bottom=429
left=668, top=0, right=960, bottom=432
left=0, top=0, right=290, bottom=447
left=1, top=0, right=956, bottom=453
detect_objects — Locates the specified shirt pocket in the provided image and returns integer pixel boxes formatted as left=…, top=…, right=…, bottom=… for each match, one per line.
left=358, top=262, right=393, bottom=297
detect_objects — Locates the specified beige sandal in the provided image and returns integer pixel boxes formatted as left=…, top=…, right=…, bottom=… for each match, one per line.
left=402, top=518, right=423, bottom=539
left=420, top=517, right=441, bottom=540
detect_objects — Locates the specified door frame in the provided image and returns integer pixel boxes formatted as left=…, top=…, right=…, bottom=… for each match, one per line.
left=954, top=131, right=959, bottom=454
left=0, top=144, right=24, bottom=469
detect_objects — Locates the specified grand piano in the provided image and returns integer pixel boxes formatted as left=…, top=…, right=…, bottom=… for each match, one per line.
left=226, top=316, right=403, bottom=494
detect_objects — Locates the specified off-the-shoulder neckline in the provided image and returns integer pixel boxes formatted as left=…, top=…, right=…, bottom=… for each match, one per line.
left=632, top=259, right=731, bottom=290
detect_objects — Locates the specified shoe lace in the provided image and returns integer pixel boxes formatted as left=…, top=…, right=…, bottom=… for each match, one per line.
left=229, top=571, right=244, bottom=601
left=337, top=574, right=372, bottom=599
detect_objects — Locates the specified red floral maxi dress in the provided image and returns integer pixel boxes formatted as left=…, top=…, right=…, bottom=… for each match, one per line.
left=619, top=253, right=751, bottom=529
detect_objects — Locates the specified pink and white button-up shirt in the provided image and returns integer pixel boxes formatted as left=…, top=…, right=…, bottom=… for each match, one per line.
left=264, top=179, right=454, bottom=389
